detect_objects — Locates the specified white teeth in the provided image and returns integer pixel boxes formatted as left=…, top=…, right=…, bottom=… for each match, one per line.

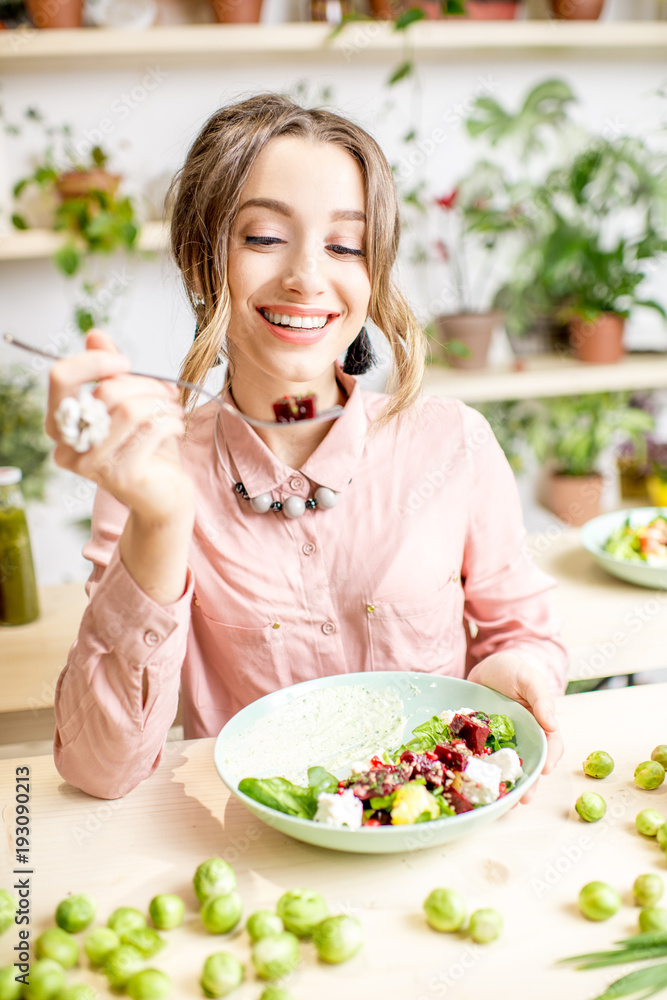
left=280, top=314, right=290, bottom=325
left=262, top=309, right=328, bottom=329
left=290, top=316, right=303, bottom=328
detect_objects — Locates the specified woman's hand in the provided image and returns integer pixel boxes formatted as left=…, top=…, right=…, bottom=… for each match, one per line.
left=46, top=329, right=194, bottom=522
left=466, top=651, right=563, bottom=805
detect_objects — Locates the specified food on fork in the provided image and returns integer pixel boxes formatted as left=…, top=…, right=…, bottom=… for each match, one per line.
left=272, top=394, right=317, bottom=423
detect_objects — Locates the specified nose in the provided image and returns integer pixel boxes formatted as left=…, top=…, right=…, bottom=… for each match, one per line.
left=281, top=239, right=327, bottom=298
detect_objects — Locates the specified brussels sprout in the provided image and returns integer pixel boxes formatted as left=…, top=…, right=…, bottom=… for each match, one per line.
left=84, top=926, right=120, bottom=966
left=312, top=915, right=363, bottom=964
left=35, top=927, right=79, bottom=969
left=651, top=746, right=667, bottom=769
left=258, top=990, right=296, bottom=1000
left=636, top=809, right=666, bottom=837
left=657, top=824, right=667, bottom=851
left=126, top=968, right=172, bottom=1000
left=0, top=964, right=22, bottom=1000
left=103, top=944, right=144, bottom=990
left=121, top=927, right=165, bottom=959
left=583, top=751, right=614, bottom=779
left=423, top=889, right=466, bottom=932
left=107, top=907, right=146, bottom=937
left=634, top=761, right=665, bottom=790
left=251, top=932, right=300, bottom=980
left=200, top=952, right=244, bottom=998
left=148, top=895, right=185, bottom=931
left=246, top=911, right=284, bottom=943
left=468, top=909, right=502, bottom=944
left=276, top=889, right=328, bottom=938
left=578, top=881, right=622, bottom=921
left=56, top=986, right=97, bottom=1000
left=0, top=892, right=18, bottom=936
left=634, top=874, right=664, bottom=908
left=22, top=958, right=66, bottom=1000
left=200, top=892, right=243, bottom=934
left=55, top=894, right=97, bottom=934
left=575, top=792, right=606, bottom=823
left=639, top=907, right=667, bottom=933
left=193, top=859, right=237, bottom=905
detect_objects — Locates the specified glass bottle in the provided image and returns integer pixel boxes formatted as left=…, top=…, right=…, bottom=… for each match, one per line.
left=309, top=0, right=352, bottom=22
left=0, top=467, right=39, bottom=626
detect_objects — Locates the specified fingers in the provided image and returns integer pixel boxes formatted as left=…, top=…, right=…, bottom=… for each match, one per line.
left=85, top=328, right=121, bottom=354
left=76, top=395, right=184, bottom=477
left=93, top=374, right=180, bottom=409
left=47, top=338, right=131, bottom=438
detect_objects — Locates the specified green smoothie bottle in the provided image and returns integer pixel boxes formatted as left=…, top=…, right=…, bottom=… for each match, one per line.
left=0, top=467, right=39, bottom=626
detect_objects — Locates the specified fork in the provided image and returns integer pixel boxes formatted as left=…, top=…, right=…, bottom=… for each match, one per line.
left=3, top=333, right=344, bottom=429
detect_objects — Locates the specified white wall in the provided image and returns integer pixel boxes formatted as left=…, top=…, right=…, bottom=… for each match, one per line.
left=1, top=9, right=666, bottom=583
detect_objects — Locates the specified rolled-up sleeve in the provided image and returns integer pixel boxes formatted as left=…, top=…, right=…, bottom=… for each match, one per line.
left=460, top=406, right=569, bottom=695
left=53, top=487, right=194, bottom=799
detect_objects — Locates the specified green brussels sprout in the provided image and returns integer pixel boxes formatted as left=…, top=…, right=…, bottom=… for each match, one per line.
left=651, top=746, right=667, bottom=769
left=121, top=927, right=165, bottom=958
left=634, top=761, right=666, bottom=790
left=193, top=859, right=237, bottom=905
left=276, top=889, right=329, bottom=938
left=200, top=892, right=243, bottom=934
left=103, top=944, right=144, bottom=990
left=0, top=891, right=18, bottom=935
left=126, top=968, right=172, bottom=1000
left=246, top=910, right=284, bottom=943
left=107, top=907, right=146, bottom=937
left=148, top=895, right=185, bottom=931
left=423, top=889, right=466, bottom=933
left=583, top=751, right=614, bottom=779
left=312, top=915, right=363, bottom=964
left=251, top=932, right=300, bottom=980
left=575, top=792, right=606, bottom=823
left=55, top=894, right=97, bottom=934
left=84, top=927, right=120, bottom=966
left=56, top=985, right=97, bottom=1000
left=35, top=927, right=79, bottom=969
left=22, top=958, right=66, bottom=1000
left=636, top=809, right=666, bottom=837
left=468, top=909, right=503, bottom=944
left=0, top=964, right=22, bottom=1000
left=578, top=881, right=622, bottom=921
left=634, top=874, right=664, bottom=908
left=200, top=952, right=244, bottom=998
left=258, top=990, right=296, bottom=1000
left=639, top=907, right=667, bottom=933
left=658, top=824, right=667, bottom=851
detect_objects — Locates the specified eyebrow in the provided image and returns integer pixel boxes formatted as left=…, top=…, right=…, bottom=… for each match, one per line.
left=237, top=197, right=366, bottom=223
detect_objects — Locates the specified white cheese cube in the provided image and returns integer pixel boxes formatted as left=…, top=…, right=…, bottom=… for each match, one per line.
left=487, top=747, right=523, bottom=783
left=314, top=789, right=363, bottom=829
left=461, top=757, right=502, bottom=805
left=439, top=707, right=476, bottom=725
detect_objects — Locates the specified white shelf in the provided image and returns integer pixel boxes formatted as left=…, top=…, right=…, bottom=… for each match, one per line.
left=0, top=221, right=167, bottom=260
left=0, top=21, right=665, bottom=71
left=423, top=352, right=667, bottom=402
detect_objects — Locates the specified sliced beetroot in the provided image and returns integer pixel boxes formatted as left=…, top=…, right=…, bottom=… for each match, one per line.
left=272, top=394, right=317, bottom=423
left=446, top=788, right=476, bottom=814
left=449, top=714, right=490, bottom=755
left=434, top=744, right=468, bottom=772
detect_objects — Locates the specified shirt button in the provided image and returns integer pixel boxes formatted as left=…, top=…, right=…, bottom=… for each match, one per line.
left=321, top=621, right=336, bottom=635
left=302, top=542, right=316, bottom=556
left=144, top=630, right=160, bottom=646
left=452, top=574, right=459, bottom=583
left=290, top=477, right=304, bottom=491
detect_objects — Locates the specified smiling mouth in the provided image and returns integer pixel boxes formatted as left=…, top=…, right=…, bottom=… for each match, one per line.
left=258, top=308, right=335, bottom=331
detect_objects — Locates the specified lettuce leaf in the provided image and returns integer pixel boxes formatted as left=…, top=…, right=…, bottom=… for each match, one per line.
left=238, top=776, right=316, bottom=819
left=486, top=714, right=517, bottom=752
left=393, top=715, right=451, bottom=758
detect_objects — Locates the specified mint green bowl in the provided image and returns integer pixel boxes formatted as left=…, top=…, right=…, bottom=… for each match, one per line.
left=214, top=671, right=546, bottom=855
left=580, top=507, right=667, bottom=590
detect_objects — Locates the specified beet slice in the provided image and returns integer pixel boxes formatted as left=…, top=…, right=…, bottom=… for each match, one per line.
left=433, top=744, right=468, bottom=772
left=446, top=788, right=476, bottom=814
left=449, top=714, right=490, bottom=755
left=272, top=394, right=317, bottom=422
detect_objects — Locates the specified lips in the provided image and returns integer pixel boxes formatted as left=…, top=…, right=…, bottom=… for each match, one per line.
left=256, top=307, right=339, bottom=346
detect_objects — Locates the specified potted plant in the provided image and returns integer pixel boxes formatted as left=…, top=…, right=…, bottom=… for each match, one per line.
left=7, top=106, right=141, bottom=334
left=529, top=393, right=654, bottom=526
left=0, top=369, right=52, bottom=502
left=25, top=0, right=83, bottom=28
left=548, top=0, right=605, bottom=18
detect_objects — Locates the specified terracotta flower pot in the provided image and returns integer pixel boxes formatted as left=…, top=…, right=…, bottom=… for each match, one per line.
left=542, top=471, right=603, bottom=526
left=432, top=312, right=499, bottom=369
left=569, top=312, right=625, bottom=364
left=211, top=0, right=262, bottom=22
left=55, top=170, right=121, bottom=201
left=549, top=0, right=604, bottom=18
left=465, top=1, right=520, bottom=18
left=25, top=0, right=82, bottom=27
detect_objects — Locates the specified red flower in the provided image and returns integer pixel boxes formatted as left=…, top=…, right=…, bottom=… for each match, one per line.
left=435, top=190, right=459, bottom=210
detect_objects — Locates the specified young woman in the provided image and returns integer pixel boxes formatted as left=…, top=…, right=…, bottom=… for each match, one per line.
left=47, top=93, right=567, bottom=801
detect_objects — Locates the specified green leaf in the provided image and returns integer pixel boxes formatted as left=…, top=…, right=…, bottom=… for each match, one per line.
left=387, top=60, right=414, bottom=85
left=487, top=714, right=516, bottom=748
left=75, top=308, right=96, bottom=334
left=53, top=243, right=81, bottom=276
left=590, top=962, right=667, bottom=1000
left=11, top=214, right=28, bottom=230
left=393, top=8, right=425, bottom=29
left=307, top=766, right=338, bottom=798
left=369, top=793, right=396, bottom=811
left=238, top=776, right=316, bottom=819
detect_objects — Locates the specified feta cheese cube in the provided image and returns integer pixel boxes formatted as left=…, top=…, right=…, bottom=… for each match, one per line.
left=439, top=707, right=476, bottom=725
left=314, top=789, right=363, bottom=829
left=460, top=757, right=502, bottom=805
left=487, top=747, right=523, bottom=783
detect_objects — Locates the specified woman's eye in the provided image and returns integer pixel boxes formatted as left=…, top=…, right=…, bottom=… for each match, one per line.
left=328, top=244, right=365, bottom=257
left=245, top=236, right=283, bottom=246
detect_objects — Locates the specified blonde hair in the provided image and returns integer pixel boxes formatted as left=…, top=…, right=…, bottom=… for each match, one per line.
left=167, top=93, right=426, bottom=426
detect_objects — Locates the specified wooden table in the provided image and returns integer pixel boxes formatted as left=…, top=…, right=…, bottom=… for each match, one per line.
left=2, top=683, right=666, bottom=999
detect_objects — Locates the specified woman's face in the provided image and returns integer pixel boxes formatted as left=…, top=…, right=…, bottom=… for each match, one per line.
left=226, top=136, right=371, bottom=388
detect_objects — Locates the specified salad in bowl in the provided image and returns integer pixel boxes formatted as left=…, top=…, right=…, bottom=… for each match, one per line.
left=581, top=507, right=667, bottom=590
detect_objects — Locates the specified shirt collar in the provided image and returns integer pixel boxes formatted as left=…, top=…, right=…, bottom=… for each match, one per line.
left=214, top=363, right=369, bottom=499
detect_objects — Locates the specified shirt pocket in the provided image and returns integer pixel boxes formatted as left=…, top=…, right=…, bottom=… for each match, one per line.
left=191, top=605, right=292, bottom=713
left=365, top=575, right=461, bottom=673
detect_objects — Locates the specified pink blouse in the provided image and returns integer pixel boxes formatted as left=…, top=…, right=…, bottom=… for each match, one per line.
left=54, top=364, right=568, bottom=798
